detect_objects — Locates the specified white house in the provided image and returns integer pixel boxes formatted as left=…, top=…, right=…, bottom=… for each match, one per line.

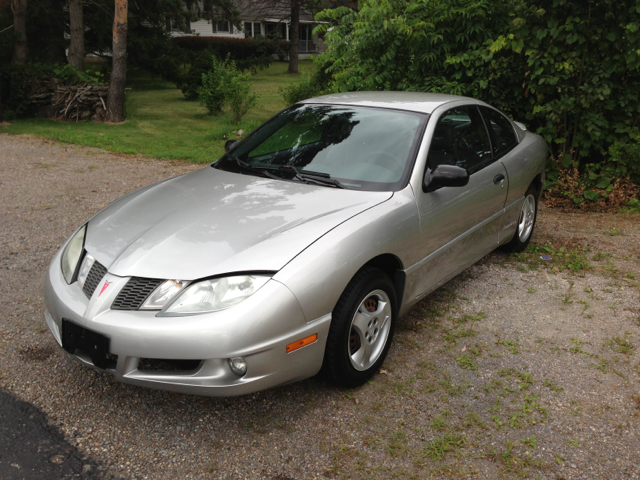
left=170, top=0, right=326, bottom=59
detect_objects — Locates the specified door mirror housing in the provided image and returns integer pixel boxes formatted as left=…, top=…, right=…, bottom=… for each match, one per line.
left=225, top=140, right=240, bottom=153
left=423, top=164, right=469, bottom=192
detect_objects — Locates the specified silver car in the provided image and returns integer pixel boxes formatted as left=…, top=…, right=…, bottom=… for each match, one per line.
left=44, top=92, right=547, bottom=396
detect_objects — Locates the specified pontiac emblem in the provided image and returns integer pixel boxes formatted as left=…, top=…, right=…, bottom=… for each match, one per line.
left=99, top=281, right=111, bottom=297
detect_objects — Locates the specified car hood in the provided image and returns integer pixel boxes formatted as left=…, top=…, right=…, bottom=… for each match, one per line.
left=85, top=167, right=392, bottom=280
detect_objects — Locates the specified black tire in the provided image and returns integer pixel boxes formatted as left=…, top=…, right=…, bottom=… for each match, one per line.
left=502, top=184, right=539, bottom=253
left=322, top=267, right=397, bottom=388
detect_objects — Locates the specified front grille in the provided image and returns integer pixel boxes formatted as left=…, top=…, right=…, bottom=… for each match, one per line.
left=82, top=260, right=108, bottom=298
left=112, top=277, right=163, bottom=310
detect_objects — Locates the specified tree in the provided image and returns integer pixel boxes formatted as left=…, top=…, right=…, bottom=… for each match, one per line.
left=105, top=0, right=127, bottom=123
left=68, top=0, right=84, bottom=70
left=315, top=0, right=640, bottom=208
left=11, top=0, right=27, bottom=64
left=287, top=0, right=300, bottom=73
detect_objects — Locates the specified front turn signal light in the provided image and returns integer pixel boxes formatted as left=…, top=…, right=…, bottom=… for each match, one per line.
left=286, top=334, right=318, bottom=353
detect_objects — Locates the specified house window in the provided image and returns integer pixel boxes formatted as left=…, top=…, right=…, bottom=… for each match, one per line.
left=213, top=21, right=230, bottom=33
left=168, top=18, right=191, bottom=32
left=244, top=22, right=262, bottom=38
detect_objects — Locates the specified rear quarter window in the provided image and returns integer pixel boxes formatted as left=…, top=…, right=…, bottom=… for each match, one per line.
left=480, top=106, right=518, bottom=159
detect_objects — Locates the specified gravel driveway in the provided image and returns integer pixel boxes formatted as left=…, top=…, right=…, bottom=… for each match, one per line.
left=1, top=133, right=639, bottom=479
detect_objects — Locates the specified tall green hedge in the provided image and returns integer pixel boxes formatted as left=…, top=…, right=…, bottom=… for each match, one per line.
left=172, top=36, right=290, bottom=61
left=313, top=0, right=640, bottom=209
left=174, top=36, right=290, bottom=100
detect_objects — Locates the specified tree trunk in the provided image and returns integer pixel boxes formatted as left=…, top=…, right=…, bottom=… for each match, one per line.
left=106, top=0, right=127, bottom=123
left=287, top=0, right=299, bottom=74
left=11, top=0, right=27, bottom=64
left=68, top=0, right=85, bottom=71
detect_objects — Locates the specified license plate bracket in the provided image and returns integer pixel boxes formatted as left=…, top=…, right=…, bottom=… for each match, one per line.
left=62, top=319, right=110, bottom=370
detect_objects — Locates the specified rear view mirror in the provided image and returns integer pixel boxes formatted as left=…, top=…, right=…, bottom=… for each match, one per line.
left=225, top=140, right=239, bottom=153
left=423, top=165, right=469, bottom=192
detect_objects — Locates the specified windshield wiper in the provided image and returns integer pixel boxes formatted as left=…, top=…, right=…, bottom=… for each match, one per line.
left=220, top=154, right=281, bottom=180
left=278, top=165, right=345, bottom=189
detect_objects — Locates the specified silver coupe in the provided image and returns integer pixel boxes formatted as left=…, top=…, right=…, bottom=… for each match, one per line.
left=44, top=92, right=547, bottom=396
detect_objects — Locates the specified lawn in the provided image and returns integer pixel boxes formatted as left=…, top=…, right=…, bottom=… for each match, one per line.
left=0, top=60, right=316, bottom=163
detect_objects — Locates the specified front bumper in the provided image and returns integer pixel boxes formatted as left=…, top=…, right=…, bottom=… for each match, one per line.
left=43, top=249, right=331, bottom=397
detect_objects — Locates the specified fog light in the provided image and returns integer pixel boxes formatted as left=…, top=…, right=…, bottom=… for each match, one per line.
left=228, top=357, right=247, bottom=376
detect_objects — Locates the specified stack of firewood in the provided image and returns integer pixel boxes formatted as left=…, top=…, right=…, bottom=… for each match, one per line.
left=31, top=84, right=109, bottom=122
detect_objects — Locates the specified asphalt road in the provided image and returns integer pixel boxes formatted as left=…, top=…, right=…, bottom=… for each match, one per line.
left=0, top=388, right=110, bottom=480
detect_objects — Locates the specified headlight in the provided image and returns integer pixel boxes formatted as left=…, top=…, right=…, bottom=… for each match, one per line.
left=76, top=253, right=96, bottom=289
left=161, top=275, right=271, bottom=315
left=61, top=225, right=86, bottom=284
left=141, top=280, right=187, bottom=310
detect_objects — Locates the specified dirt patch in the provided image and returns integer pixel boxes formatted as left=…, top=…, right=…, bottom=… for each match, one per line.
left=1, top=133, right=639, bottom=479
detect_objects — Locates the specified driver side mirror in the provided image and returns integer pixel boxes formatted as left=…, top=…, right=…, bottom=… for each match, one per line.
left=423, top=164, right=469, bottom=192
left=225, top=140, right=240, bottom=153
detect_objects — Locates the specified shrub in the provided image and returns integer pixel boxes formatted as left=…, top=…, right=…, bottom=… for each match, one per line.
left=219, top=61, right=258, bottom=123
left=197, top=56, right=258, bottom=122
left=173, top=36, right=289, bottom=63
left=280, top=73, right=322, bottom=105
left=0, top=63, right=61, bottom=120
left=52, top=64, right=105, bottom=86
left=279, top=59, right=334, bottom=105
left=315, top=0, right=640, bottom=209
left=178, top=36, right=289, bottom=100
left=198, top=56, right=228, bottom=116
left=181, top=52, right=216, bottom=101
left=175, top=36, right=291, bottom=101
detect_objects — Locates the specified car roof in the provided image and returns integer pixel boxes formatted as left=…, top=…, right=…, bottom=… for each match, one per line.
left=300, top=91, right=478, bottom=115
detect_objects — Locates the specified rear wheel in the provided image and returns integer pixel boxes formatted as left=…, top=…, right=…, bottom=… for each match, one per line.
left=322, top=267, right=397, bottom=388
left=502, top=184, right=538, bottom=253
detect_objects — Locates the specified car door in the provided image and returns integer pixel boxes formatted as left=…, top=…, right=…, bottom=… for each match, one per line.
left=408, top=104, right=509, bottom=299
left=478, top=105, right=529, bottom=242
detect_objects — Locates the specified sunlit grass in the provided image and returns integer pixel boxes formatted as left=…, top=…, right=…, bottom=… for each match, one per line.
left=0, top=60, right=316, bottom=163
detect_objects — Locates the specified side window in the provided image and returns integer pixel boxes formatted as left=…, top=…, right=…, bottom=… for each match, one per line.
left=428, top=106, right=492, bottom=173
left=480, top=106, right=518, bottom=159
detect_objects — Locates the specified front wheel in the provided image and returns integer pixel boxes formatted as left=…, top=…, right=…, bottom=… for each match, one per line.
left=322, top=267, right=397, bottom=388
left=502, top=185, right=538, bottom=253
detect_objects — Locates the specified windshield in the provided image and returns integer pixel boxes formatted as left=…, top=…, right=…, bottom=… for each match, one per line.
left=216, top=104, right=426, bottom=191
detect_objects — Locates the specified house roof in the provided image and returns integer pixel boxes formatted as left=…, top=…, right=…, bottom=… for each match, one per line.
left=236, top=0, right=315, bottom=22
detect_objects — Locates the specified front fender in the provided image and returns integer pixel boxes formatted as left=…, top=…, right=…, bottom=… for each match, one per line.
left=273, top=186, right=421, bottom=322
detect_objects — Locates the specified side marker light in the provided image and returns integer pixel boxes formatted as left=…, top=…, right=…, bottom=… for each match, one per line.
left=286, top=334, right=318, bottom=353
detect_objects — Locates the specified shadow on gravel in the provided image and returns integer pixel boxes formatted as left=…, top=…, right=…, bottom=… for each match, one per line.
left=0, top=388, right=115, bottom=480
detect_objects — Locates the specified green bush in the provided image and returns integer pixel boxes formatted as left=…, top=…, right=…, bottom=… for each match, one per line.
left=315, top=0, right=640, bottom=209
left=608, top=131, right=640, bottom=186
left=197, top=56, right=258, bottom=122
left=219, top=61, right=258, bottom=123
left=52, top=64, right=105, bottom=86
left=173, top=36, right=289, bottom=62
left=198, top=56, right=228, bottom=116
left=181, top=52, right=216, bottom=101
left=175, top=36, right=291, bottom=101
left=0, top=64, right=59, bottom=120
left=280, top=73, right=320, bottom=105
left=279, top=59, right=335, bottom=105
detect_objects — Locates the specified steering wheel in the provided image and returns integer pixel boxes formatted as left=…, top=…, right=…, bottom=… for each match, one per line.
left=452, top=132, right=474, bottom=167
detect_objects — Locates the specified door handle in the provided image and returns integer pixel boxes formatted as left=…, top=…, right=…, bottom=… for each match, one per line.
left=493, top=174, right=505, bottom=185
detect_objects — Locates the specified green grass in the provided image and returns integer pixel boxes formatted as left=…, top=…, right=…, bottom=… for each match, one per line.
left=423, top=433, right=465, bottom=460
left=0, top=61, right=316, bottom=164
left=510, top=242, right=592, bottom=273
